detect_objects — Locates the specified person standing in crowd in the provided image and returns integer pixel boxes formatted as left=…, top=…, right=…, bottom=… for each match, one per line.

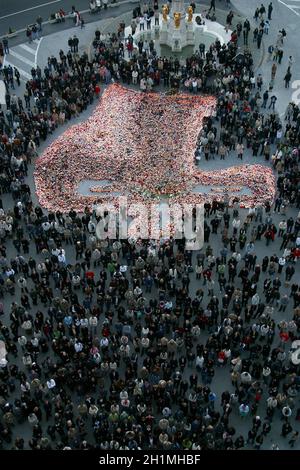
left=3, top=37, right=9, bottom=54
left=268, top=2, right=273, bottom=20
left=209, top=0, right=216, bottom=13
left=73, top=35, right=79, bottom=53
left=284, top=67, right=292, bottom=88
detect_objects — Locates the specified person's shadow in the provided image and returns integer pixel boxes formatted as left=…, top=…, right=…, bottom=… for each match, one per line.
left=0, top=80, right=6, bottom=105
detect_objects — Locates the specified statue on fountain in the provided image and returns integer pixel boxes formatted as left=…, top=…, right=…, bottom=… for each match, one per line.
left=187, top=6, right=193, bottom=22
left=162, top=4, right=168, bottom=22
left=174, top=12, right=181, bottom=28
left=160, top=0, right=195, bottom=52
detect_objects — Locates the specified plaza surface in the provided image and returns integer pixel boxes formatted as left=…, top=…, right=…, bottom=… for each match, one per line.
left=0, top=0, right=300, bottom=450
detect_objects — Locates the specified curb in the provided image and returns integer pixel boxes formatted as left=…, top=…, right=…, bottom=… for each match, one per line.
left=0, top=0, right=139, bottom=41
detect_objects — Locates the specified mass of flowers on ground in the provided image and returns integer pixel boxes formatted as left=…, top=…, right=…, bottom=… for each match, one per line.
left=34, top=84, right=276, bottom=215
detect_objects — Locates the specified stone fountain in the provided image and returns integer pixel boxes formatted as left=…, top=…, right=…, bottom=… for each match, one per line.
left=123, top=5, right=231, bottom=60
left=159, top=1, right=195, bottom=52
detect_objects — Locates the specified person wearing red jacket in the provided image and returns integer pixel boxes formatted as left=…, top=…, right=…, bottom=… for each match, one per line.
left=231, top=31, right=238, bottom=44
left=94, top=84, right=101, bottom=97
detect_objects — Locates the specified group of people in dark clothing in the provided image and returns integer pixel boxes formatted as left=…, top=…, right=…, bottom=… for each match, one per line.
left=0, top=1, right=299, bottom=451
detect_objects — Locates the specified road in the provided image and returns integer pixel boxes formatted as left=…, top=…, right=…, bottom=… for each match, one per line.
left=0, top=0, right=94, bottom=33
left=0, top=0, right=141, bottom=48
left=0, top=0, right=231, bottom=39
left=278, top=0, right=300, bottom=17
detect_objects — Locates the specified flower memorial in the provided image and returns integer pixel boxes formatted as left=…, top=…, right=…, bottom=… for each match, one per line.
left=34, top=84, right=276, bottom=215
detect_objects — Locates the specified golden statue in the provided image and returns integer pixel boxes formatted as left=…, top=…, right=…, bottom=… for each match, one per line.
left=187, top=6, right=193, bottom=22
left=162, top=4, right=168, bottom=22
left=174, top=12, right=181, bottom=28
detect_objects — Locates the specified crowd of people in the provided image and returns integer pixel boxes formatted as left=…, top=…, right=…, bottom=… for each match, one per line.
left=0, top=1, right=300, bottom=451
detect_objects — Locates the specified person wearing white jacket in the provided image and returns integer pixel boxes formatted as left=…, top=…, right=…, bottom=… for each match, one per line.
left=232, top=217, right=240, bottom=234
left=251, top=293, right=260, bottom=307
left=240, top=371, right=252, bottom=385
left=191, top=325, right=201, bottom=338
left=260, top=324, right=270, bottom=337
left=89, top=404, right=99, bottom=417
left=196, top=355, right=204, bottom=370
left=278, top=256, right=286, bottom=273
left=169, top=267, right=177, bottom=279
left=89, top=315, right=98, bottom=336
left=17, top=276, right=28, bottom=292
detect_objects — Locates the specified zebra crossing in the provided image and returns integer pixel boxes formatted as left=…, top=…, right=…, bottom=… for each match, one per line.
left=3, top=40, right=41, bottom=81
left=278, top=0, right=300, bottom=17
